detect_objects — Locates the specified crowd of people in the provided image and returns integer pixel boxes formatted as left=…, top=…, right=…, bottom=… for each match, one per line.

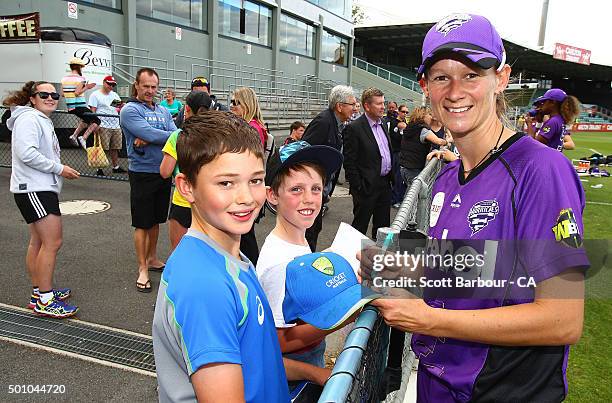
left=3, top=12, right=590, bottom=402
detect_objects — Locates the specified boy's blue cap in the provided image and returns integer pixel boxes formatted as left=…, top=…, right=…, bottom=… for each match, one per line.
left=265, top=140, right=343, bottom=186
left=282, top=252, right=380, bottom=330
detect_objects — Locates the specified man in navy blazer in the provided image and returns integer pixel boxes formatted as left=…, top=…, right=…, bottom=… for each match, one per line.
left=342, top=88, right=393, bottom=239
left=302, top=85, right=357, bottom=250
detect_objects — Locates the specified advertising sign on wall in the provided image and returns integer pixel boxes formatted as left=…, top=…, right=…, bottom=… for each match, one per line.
left=571, top=123, right=612, bottom=132
left=44, top=42, right=113, bottom=85
left=0, top=12, right=40, bottom=42
left=553, top=43, right=591, bottom=65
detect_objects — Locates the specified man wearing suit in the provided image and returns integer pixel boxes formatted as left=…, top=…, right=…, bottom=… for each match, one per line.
left=343, top=88, right=393, bottom=239
left=302, top=85, right=357, bottom=251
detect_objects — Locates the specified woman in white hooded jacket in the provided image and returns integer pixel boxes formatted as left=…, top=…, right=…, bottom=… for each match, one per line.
left=3, top=81, right=80, bottom=318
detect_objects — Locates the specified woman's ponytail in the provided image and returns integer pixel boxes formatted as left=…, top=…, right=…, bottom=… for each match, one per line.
left=2, top=81, right=42, bottom=107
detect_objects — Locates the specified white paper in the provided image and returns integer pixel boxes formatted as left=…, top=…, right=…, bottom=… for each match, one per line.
left=328, top=222, right=374, bottom=276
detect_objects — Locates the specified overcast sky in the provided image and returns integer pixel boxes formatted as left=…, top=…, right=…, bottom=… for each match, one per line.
left=355, top=0, right=612, bottom=66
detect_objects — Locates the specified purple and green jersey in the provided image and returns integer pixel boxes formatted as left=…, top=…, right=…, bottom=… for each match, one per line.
left=538, top=114, right=566, bottom=151
left=413, top=133, right=589, bottom=402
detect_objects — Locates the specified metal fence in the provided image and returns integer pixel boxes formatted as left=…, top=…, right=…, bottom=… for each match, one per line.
left=0, top=107, right=129, bottom=181
left=319, top=156, right=443, bottom=403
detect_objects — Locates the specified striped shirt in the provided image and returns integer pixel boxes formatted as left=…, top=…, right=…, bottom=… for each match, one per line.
left=61, top=74, right=87, bottom=110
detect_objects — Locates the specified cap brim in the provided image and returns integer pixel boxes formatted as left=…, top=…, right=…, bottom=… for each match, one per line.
left=299, top=284, right=381, bottom=330
left=417, top=43, right=500, bottom=79
left=267, top=145, right=343, bottom=186
left=283, top=145, right=343, bottom=181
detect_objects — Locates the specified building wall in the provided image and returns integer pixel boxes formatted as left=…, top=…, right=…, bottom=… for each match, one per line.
left=0, top=0, right=354, bottom=88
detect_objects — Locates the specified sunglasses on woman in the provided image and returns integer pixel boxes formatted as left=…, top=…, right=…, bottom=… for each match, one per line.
left=33, top=91, right=61, bottom=100
left=230, top=99, right=241, bottom=106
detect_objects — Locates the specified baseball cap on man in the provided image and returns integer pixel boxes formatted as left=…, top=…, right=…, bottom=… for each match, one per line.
left=68, top=57, right=86, bottom=66
left=282, top=252, right=380, bottom=330
left=417, top=13, right=506, bottom=79
left=191, top=76, right=210, bottom=90
left=537, top=88, right=568, bottom=103
left=185, top=90, right=215, bottom=114
left=103, top=75, right=117, bottom=84
left=265, top=140, right=343, bottom=186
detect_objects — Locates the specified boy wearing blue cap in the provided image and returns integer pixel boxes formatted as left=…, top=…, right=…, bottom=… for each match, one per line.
left=257, top=141, right=345, bottom=385
left=152, top=111, right=289, bottom=402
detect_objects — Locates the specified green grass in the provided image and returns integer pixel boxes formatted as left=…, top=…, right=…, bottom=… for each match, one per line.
left=562, top=132, right=612, bottom=402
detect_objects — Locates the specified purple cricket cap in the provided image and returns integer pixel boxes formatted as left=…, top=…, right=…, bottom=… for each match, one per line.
left=417, top=13, right=506, bottom=79
left=538, top=88, right=567, bottom=103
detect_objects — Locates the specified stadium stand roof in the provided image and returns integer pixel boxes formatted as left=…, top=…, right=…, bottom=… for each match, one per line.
left=355, top=23, right=612, bottom=82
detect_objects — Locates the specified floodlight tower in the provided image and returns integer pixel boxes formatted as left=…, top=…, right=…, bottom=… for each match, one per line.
left=538, top=0, right=550, bottom=49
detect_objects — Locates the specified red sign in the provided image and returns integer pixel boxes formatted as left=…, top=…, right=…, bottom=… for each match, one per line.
left=553, top=43, right=591, bottom=65
left=571, top=123, right=612, bottom=132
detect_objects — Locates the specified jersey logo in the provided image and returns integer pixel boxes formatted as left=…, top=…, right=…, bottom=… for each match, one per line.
left=435, top=14, right=472, bottom=36
left=256, top=295, right=265, bottom=325
left=552, top=208, right=582, bottom=248
left=467, top=199, right=499, bottom=235
left=430, top=192, right=445, bottom=227
left=311, top=256, right=334, bottom=276
left=542, top=126, right=551, bottom=133
left=451, top=194, right=462, bottom=208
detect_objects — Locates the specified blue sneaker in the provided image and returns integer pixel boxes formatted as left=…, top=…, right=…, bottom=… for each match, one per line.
left=27, top=288, right=72, bottom=310
left=34, top=298, right=78, bottom=318
left=53, top=287, right=72, bottom=300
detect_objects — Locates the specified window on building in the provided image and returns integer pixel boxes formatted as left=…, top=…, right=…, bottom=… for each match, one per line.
left=218, top=0, right=272, bottom=46
left=280, top=14, right=315, bottom=58
left=322, top=30, right=348, bottom=66
left=306, top=0, right=350, bottom=20
left=136, top=0, right=205, bottom=30
left=76, top=0, right=122, bottom=9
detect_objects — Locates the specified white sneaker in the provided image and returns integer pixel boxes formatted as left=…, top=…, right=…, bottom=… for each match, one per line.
left=78, top=136, right=87, bottom=150
left=69, top=135, right=78, bottom=146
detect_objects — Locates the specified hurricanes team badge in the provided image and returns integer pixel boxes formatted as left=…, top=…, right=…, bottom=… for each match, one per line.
left=435, top=14, right=472, bottom=36
left=467, top=200, right=499, bottom=235
left=311, top=256, right=334, bottom=276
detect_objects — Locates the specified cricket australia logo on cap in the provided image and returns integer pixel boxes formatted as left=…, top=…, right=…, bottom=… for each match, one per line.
left=312, top=256, right=334, bottom=276
left=467, top=199, right=499, bottom=235
left=435, top=13, right=472, bottom=36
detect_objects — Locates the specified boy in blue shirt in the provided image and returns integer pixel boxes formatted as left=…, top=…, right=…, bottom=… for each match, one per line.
left=152, top=111, right=289, bottom=402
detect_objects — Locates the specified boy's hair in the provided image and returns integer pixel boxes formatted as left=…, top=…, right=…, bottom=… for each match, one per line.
left=289, top=121, right=305, bottom=133
left=177, top=111, right=264, bottom=185
left=269, top=161, right=326, bottom=195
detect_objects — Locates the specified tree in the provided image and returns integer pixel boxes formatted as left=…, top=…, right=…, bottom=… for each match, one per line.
left=352, top=3, right=366, bottom=25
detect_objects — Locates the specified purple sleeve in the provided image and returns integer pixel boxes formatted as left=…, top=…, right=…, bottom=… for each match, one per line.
left=515, top=154, right=589, bottom=282
left=537, top=118, right=561, bottom=141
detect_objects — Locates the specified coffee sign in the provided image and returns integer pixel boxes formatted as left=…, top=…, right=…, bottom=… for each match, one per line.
left=0, top=12, right=40, bottom=42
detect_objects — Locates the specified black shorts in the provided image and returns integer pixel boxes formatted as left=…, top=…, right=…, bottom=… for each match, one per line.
left=168, top=203, right=192, bottom=229
left=69, top=106, right=101, bottom=126
left=14, top=191, right=61, bottom=224
left=129, top=171, right=171, bottom=229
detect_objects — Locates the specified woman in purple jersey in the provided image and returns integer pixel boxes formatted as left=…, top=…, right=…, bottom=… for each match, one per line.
left=535, top=88, right=580, bottom=151
left=362, top=14, right=589, bottom=402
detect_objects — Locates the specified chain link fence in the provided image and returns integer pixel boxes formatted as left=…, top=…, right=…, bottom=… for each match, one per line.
left=320, top=157, right=443, bottom=403
left=1, top=107, right=129, bottom=180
